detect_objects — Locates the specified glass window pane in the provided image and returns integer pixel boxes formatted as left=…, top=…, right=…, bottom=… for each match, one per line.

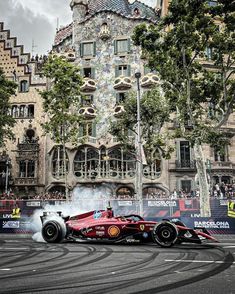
left=117, top=40, right=128, bottom=53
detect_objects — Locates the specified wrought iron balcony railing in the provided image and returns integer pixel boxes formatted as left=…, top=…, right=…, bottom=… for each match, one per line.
left=175, top=160, right=196, bottom=169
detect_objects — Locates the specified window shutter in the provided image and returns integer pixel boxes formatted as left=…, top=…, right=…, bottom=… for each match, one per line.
left=127, top=65, right=131, bottom=77
left=92, top=122, right=96, bottom=137
left=93, top=42, right=96, bottom=57
left=79, top=124, right=84, bottom=137
left=116, top=93, right=120, bottom=103
left=115, top=65, right=119, bottom=77
left=127, top=38, right=131, bottom=53
left=80, top=68, right=84, bottom=77
left=114, top=40, right=117, bottom=55
left=91, top=68, right=95, bottom=79
left=80, top=43, right=83, bottom=57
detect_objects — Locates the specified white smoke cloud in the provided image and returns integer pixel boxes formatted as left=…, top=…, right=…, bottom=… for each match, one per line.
left=30, top=185, right=113, bottom=242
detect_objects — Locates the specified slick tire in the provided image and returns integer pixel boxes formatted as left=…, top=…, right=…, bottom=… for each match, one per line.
left=42, top=220, right=65, bottom=243
left=152, top=221, right=178, bottom=248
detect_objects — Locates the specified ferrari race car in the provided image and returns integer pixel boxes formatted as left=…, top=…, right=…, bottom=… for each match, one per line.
left=40, top=207, right=218, bottom=247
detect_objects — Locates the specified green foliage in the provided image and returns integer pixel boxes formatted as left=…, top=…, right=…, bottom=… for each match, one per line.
left=39, top=55, right=83, bottom=144
left=0, top=68, right=17, bottom=146
left=110, top=88, right=173, bottom=163
left=132, top=0, right=235, bottom=151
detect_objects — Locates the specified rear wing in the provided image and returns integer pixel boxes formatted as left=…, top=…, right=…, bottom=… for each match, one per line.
left=40, top=211, right=69, bottom=224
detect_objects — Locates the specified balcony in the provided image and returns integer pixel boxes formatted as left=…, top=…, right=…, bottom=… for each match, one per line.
left=78, top=106, right=97, bottom=118
left=99, top=25, right=111, bottom=40
left=113, top=105, right=125, bottom=117
left=140, top=73, right=159, bottom=88
left=17, top=142, right=39, bottom=151
left=175, top=160, right=196, bottom=170
left=211, top=161, right=233, bottom=170
left=114, top=76, right=132, bottom=90
left=81, top=78, right=97, bottom=92
left=51, top=48, right=76, bottom=62
left=14, top=178, right=38, bottom=186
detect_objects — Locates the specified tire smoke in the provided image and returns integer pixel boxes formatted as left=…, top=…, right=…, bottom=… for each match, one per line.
left=31, top=185, right=113, bottom=242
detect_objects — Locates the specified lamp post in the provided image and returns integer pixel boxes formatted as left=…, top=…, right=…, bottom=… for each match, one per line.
left=135, top=71, right=143, bottom=216
left=5, top=158, right=11, bottom=195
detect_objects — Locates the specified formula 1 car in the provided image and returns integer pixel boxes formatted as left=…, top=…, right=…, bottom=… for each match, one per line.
left=40, top=207, right=218, bottom=247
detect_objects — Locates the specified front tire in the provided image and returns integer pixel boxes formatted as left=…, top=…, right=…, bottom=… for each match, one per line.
left=152, top=221, right=178, bottom=247
left=42, top=220, right=65, bottom=243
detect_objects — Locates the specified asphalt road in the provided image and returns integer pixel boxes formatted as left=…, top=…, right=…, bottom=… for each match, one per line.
left=0, top=235, right=235, bottom=294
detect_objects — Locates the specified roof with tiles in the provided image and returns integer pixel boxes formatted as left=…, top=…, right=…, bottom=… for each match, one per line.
left=88, top=0, right=131, bottom=16
left=54, top=0, right=158, bottom=46
left=54, top=23, right=73, bottom=46
left=129, top=0, right=158, bottom=20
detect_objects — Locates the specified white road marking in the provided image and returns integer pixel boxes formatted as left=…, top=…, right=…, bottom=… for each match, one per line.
left=0, top=269, right=11, bottom=271
left=0, top=247, right=29, bottom=250
left=223, top=246, right=235, bottom=248
left=165, top=259, right=235, bottom=264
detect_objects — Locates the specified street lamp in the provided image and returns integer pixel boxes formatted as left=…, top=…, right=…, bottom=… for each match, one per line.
left=5, top=158, right=11, bottom=195
left=135, top=71, right=143, bottom=216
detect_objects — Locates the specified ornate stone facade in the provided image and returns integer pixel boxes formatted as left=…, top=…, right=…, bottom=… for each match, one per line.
left=1, top=0, right=235, bottom=199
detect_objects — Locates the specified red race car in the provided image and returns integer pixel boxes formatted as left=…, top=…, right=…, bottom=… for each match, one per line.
left=40, top=206, right=218, bottom=247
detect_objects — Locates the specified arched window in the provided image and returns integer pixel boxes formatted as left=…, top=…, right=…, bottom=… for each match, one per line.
left=143, top=149, right=161, bottom=179
left=74, top=146, right=98, bottom=179
left=108, top=147, right=136, bottom=179
left=143, top=187, right=166, bottom=199
left=19, top=105, right=26, bottom=117
left=12, top=105, right=18, bottom=117
left=25, top=129, right=35, bottom=141
left=52, top=146, right=69, bottom=178
left=28, top=105, right=34, bottom=118
left=116, top=187, right=134, bottom=199
left=19, top=80, right=29, bottom=92
left=19, top=160, right=35, bottom=178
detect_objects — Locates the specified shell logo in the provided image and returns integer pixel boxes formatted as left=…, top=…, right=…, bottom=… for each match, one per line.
left=108, top=225, right=120, bottom=237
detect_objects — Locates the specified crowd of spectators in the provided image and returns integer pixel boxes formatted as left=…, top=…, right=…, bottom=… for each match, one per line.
left=0, top=191, right=66, bottom=201
left=0, top=182, right=235, bottom=201
left=29, top=192, right=66, bottom=200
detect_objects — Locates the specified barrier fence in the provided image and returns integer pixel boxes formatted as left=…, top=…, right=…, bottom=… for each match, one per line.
left=0, top=198, right=234, bottom=234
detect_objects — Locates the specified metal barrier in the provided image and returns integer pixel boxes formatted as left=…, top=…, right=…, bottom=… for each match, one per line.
left=0, top=198, right=234, bottom=234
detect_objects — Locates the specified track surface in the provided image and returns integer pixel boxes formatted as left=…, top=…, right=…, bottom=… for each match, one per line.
left=0, top=235, right=235, bottom=294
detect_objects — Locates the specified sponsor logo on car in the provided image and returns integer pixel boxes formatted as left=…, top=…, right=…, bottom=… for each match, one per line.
left=96, top=231, right=105, bottom=236
left=140, top=224, right=145, bottom=231
left=82, top=227, right=93, bottom=234
left=2, top=221, right=20, bottom=229
left=95, top=226, right=105, bottom=230
left=108, top=225, right=120, bottom=237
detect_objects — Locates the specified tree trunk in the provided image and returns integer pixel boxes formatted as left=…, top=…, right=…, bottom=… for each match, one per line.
left=62, top=131, right=69, bottom=202
left=193, top=143, right=211, bottom=217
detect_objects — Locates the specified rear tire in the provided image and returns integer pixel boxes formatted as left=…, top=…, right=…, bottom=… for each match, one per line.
left=152, top=221, right=178, bottom=247
left=42, top=220, right=65, bottom=243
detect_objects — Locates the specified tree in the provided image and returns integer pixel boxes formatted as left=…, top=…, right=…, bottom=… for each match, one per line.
left=0, top=68, right=17, bottom=147
left=110, top=87, right=174, bottom=215
left=40, top=55, right=83, bottom=200
left=132, top=0, right=235, bottom=216
left=110, top=89, right=173, bottom=161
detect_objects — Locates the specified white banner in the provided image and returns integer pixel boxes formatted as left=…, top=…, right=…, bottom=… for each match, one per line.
left=118, top=201, right=133, bottom=206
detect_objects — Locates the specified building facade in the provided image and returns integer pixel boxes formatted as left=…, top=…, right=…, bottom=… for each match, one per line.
left=0, top=0, right=235, bottom=199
